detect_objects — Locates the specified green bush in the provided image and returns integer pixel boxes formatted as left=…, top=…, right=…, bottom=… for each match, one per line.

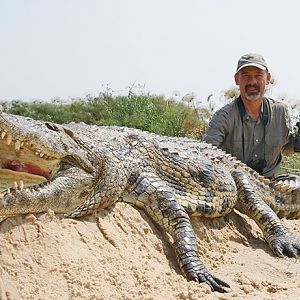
left=1, top=94, right=203, bottom=138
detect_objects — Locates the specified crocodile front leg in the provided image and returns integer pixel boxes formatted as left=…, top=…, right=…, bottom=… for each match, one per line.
left=65, top=158, right=129, bottom=218
left=0, top=167, right=94, bottom=217
left=140, top=184, right=230, bottom=293
left=232, top=170, right=300, bottom=257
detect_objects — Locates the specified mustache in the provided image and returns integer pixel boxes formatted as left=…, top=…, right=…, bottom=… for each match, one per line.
left=245, top=84, right=260, bottom=92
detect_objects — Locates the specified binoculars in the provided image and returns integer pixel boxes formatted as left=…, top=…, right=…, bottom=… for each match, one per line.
left=295, top=121, right=300, bottom=152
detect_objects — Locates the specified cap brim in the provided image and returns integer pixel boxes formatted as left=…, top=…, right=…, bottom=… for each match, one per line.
left=236, top=63, right=267, bottom=73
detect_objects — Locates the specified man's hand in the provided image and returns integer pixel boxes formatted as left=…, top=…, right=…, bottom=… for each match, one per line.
left=294, top=121, right=300, bottom=152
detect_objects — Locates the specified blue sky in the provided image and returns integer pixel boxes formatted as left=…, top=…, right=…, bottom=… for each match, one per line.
left=1, top=0, right=300, bottom=107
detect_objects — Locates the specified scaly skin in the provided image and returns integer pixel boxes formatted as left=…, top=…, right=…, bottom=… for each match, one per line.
left=0, top=112, right=299, bottom=293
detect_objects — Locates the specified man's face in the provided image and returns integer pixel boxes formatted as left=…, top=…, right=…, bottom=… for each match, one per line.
left=234, top=66, right=271, bottom=102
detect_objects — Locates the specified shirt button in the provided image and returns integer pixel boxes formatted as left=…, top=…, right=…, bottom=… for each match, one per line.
left=254, top=154, right=258, bottom=158
left=255, top=139, right=259, bottom=142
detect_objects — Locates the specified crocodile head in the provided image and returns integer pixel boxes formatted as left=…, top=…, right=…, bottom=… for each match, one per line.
left=0, top=112, right=93, bottom=193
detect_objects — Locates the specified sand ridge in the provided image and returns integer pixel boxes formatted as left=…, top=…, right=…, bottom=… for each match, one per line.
left=0, top=202, right=299, bottom=300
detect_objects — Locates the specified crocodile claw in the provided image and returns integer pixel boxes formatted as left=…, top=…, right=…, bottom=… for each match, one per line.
left=270, top=232, right=300, bottom=258
left=187, top=268, right=230, bottom=293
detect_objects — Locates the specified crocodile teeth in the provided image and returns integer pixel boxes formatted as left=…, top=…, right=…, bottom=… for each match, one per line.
left=1, top=131, right=6, bottom=139
left=15, top=140, right=21, bottom=151
left=6, top=134, right=12, bottom=145
left=34, top=150, right=46, bottom=158
left=12, top=181, right=24, bottom=190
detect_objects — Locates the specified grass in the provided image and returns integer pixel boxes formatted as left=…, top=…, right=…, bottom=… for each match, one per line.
left=280, top=154, right=300, bottom=175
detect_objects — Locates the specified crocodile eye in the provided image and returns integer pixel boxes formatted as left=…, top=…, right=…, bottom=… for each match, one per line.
left=45, top=122, right=60, bottom=131
left=63, top=127, right=75, bottom=139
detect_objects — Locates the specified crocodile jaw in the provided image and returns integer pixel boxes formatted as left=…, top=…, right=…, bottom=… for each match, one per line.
left=0, top=169, right=47, bottom=192
left=0, top=137, right=60, bottom=193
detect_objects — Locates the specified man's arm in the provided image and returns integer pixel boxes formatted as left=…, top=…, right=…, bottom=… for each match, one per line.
left=282, top=134, right=295, bottom=155
left=201, top=107, right=230, bottom=148
left=282, top=107, right=298, bottom=155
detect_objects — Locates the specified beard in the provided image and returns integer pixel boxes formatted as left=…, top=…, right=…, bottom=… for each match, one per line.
left=245, top=91, right=262, bottom=101
left=245, top=84, right=263, bottom=101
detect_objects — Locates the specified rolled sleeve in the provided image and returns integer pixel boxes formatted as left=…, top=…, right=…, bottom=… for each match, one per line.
left=282, top=105, right=294, bottom=155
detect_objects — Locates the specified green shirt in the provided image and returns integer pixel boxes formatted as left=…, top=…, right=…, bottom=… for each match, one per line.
left=202, top=97, right=293, bottom=178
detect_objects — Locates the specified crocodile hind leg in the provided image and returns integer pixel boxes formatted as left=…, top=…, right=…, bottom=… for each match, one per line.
left=272, top=174, right=300, bottom=189
left=139, top=185, right=230, bottom=293
left=269, top=174, right=300, bottom=219
left=232, top=170, right=300, bottom=257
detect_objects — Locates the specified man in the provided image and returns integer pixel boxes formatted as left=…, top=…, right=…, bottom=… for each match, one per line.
left=202, top=53, right=297, bottom=180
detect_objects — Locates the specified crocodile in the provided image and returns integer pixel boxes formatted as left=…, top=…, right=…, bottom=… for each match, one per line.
left=0, top=112, right=299, bottom=293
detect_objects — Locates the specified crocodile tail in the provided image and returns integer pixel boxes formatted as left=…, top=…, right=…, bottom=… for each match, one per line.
left=266, top=179, right=300, bottom=219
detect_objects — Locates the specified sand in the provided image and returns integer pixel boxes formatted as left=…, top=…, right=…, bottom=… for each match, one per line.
left=0, top=202, right=299, bottom=300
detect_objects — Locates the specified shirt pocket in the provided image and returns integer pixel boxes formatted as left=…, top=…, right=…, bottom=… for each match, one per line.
left=230, top=140, right=243, bottom=161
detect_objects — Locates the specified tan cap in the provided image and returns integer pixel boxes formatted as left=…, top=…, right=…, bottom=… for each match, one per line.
left=236, top=53, right=268, bottom=73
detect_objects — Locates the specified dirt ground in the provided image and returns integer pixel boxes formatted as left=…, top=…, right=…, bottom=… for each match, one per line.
left=0, top=202, right=299, bottom=300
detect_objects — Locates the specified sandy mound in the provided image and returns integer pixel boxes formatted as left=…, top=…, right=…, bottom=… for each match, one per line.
left=0, top=202, right=299, bottom=300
